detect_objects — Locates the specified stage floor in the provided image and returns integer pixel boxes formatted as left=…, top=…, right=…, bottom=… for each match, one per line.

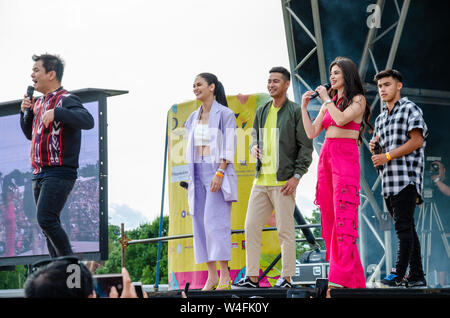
left=148, top=286, right=450, bottom=299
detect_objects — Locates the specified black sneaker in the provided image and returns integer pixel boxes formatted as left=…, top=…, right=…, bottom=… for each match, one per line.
left=273, top=277, right=292, bottom=288
left=233, top=277, right=259, bottom=288
left=404, top=274, right=427, bottom=288
left=381, top=272, right=403, bottom=287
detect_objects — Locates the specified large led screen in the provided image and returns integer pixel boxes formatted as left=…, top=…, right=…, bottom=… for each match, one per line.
left=0, top=100, right=100, bottom=265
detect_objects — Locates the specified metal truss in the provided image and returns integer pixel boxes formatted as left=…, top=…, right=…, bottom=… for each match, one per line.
left=282, top=0, right=450, bottom=284
left=281, top=0, right=412, bottom=284
left=281, top=0, right=327, bottom=106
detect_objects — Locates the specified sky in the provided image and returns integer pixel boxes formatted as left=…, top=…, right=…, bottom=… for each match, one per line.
left=0, top=0, right=319, bottom=224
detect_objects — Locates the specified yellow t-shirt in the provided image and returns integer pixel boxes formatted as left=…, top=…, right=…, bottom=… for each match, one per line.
left=254, top=103, right=287, bottom=186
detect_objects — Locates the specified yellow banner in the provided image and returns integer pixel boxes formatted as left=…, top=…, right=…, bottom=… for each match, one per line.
left=167, top=93, right=283, bottom=290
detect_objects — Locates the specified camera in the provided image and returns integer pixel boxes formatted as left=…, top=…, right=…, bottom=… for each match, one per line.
left=423, top=157, right=442, bottom=199
left=430, top=162, right=440, bottom=176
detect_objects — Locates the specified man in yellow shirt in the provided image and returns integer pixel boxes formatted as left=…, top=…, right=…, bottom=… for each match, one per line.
left=234, top=67, right=313, bottom=288
left=254, top=102, right=287, bottom=187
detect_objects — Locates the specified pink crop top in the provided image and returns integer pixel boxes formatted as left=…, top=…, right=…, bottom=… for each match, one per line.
left=322, top=95, right=361, bottom=131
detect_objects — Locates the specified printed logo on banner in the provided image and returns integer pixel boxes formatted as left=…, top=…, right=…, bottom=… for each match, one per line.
left=171, top=165, right=189, bottom=183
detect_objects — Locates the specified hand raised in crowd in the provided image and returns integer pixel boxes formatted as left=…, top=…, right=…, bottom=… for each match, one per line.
left=109, top=267, right=148, bottom=298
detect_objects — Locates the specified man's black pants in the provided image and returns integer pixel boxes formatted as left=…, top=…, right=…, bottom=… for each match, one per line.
left=385, top=184, right=424, bottom=278
left=32, top=176, right=75, bottom=258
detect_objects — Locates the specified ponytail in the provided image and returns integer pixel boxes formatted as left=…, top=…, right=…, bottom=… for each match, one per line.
left=214, top=80, right=228, bottom=107
left=197, top=72, right=228, bottom=107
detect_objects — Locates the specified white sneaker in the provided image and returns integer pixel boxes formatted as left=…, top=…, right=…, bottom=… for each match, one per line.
left=273, top=277, right=292, bottom=288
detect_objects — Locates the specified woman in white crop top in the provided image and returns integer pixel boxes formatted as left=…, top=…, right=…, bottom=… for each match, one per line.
left=185, top=73, right=237, bottom=291
left=194, top=123, right=210, bottom=147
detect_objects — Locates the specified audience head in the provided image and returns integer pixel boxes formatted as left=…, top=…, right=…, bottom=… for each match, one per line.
left=24, top=256, right=94, bottom=298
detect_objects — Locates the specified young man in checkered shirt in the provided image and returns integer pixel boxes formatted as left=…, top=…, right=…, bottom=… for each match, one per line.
left=370, top=69, right=428, bottom=287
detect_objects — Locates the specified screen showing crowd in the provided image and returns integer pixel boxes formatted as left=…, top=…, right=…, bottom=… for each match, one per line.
left=0, top=101, right=100, bottom=259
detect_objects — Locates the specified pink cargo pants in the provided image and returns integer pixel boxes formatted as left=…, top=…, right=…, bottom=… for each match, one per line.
left=315, top=138, right=366, bottom=288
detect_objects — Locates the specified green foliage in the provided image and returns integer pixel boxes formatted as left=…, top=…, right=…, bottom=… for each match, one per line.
left=0, top=265, right=27, bottom=289
left=96, top=216, right=169, bottom=285
left=296, top=208, right=324, bottom=259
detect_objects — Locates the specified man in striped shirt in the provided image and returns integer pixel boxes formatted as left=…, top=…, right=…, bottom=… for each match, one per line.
left=370, top=69, right=428, bottom=287
left=20, top=54, right=94, bottom=258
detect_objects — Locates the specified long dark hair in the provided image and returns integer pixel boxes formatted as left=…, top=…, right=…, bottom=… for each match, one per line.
left=197, top=72, right=228, bottom=107
left=328, top=56, right=373, bottom=145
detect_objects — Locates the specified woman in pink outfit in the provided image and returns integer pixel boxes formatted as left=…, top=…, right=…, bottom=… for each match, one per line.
left=301, top=57, right=372, bottom=290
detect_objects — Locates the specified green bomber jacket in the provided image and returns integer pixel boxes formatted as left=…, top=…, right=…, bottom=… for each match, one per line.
left=250, top=98, right=313, bottom=181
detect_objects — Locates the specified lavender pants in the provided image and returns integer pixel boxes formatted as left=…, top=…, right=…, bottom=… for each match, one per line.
left=315, top=138, right=366, bottom=288
left=192, top=160, right=232, bottom=264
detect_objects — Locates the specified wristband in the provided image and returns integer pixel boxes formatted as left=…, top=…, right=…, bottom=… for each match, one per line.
left=215, top=171, right=224, bottom=178
left=385, top=152, right=392, bottom=161
left=217, top=168, right=225, bottom=174
left=433, top=177, right=440, bottom=184
left=324, top=99, right=332, bottom=105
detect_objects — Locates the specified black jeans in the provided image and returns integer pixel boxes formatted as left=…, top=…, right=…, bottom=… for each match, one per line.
left=385, top=184, right=424, bottom=278
left=32, top=177, right=75, bottom=258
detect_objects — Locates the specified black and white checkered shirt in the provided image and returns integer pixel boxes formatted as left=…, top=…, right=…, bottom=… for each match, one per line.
left=372, top=97, right=428, bottom=199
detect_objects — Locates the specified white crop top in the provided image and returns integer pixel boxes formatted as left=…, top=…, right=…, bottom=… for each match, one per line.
left=194, top=124, right=210, bottom=146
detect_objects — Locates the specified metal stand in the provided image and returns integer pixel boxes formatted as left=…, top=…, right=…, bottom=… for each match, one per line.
left=258, top=253, right=281, bottom=283
left=119, top=223, right=130, bottom=268
left=417, top=199, right=450, bottom=280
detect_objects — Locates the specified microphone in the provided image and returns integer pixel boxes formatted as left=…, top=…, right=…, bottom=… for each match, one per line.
left=374, top=141, right=383, bottom=173
left=310, top=83, right=331, bottom=99
left=24, top=85, right=34, bottom=121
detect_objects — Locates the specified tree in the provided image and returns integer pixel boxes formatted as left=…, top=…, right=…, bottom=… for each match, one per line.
left=96, top=216, right=169, bottom=285
left=0, top=266, right=27, bottom=290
